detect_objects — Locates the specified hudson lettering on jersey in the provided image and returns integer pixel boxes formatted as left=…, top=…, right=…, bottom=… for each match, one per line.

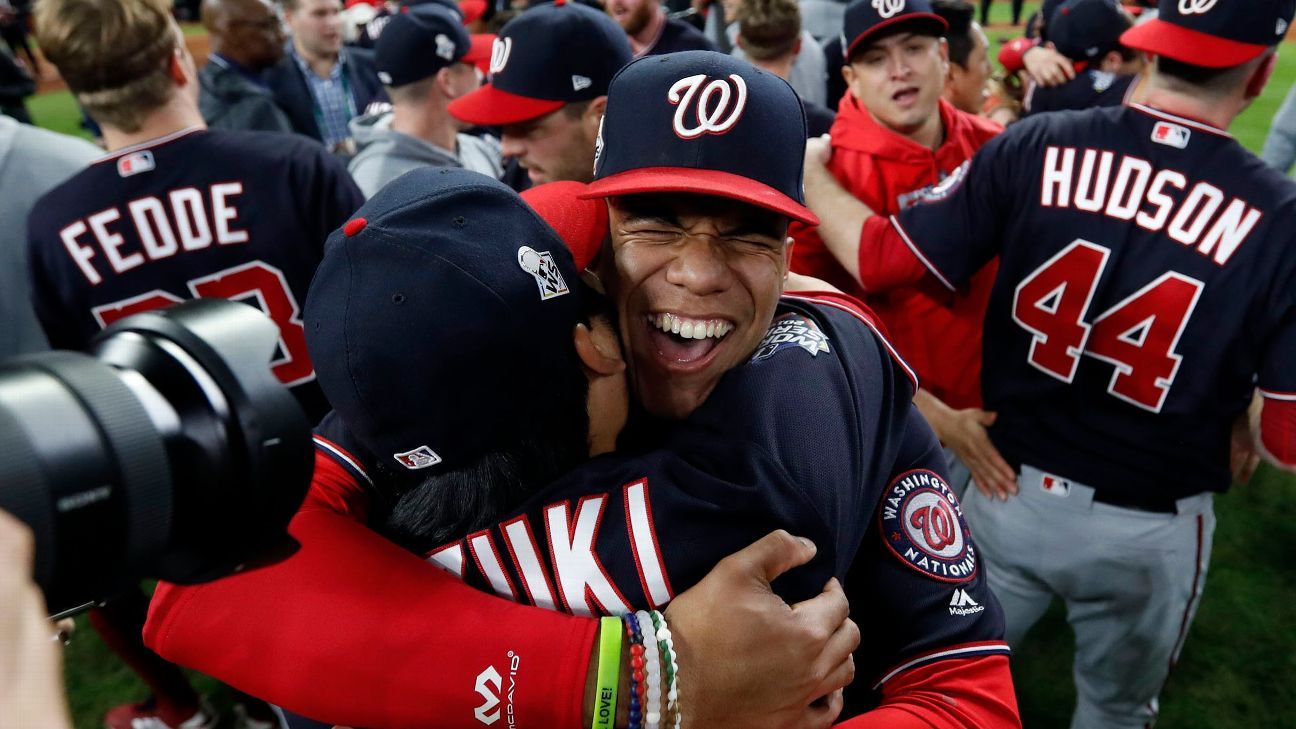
left=59, top=183, right=249, bottom=285
left=1040, top=146, right=1261, bottom=266
left=425, top=479, right=674, bottom=617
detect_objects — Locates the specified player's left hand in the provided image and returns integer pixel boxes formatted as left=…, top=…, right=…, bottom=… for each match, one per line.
left=945, top=409, right=1018, bottom=500
left=805, top=134, right=832, bottom=170
left=1231, top=398, right=1262, bottom=484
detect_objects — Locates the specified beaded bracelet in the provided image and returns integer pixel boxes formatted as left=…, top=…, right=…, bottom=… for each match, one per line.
left=636, top=610, right=663, bottom=729
left=650, top=610, right=680, bottom=729
left=623, top=613, right=646, bottom=729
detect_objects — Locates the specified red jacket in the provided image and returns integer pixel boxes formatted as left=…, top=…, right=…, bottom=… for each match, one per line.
left=791, top=96, right=1001, bottom=409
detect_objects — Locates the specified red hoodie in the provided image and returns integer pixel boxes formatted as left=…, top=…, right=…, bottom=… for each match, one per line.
left=790, top=96, right=1001, bottom=409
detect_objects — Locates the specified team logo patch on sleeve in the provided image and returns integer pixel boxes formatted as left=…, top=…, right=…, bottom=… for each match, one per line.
left=879, top=469, right=977, bottom=582
left=750, top=312, right=830, bottom=363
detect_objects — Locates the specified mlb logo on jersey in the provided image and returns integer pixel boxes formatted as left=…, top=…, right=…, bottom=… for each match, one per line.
left=117, top=150, right=156, bottom=178
left=1151, top=121, right=1191, bottom=149
left=1040, top=473, right=1071, bottom=497
left=394, top=445, right=443, bottom=470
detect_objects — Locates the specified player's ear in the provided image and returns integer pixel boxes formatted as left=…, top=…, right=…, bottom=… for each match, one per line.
left=583, top=96, right=608, bottom=137
left=574, top=320, right=625, bottom=378
left=937, top=37, right=950, bottom=76
left=1245, top=52, right=1278, bottom=101
left=168, top=47, right=188, bottom=86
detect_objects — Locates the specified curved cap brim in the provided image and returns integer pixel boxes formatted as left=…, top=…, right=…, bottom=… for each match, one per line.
left=1121, top=18, right=1269, bottom=68
left=580, top=168, right=820, bottom=226
left=846, top=14, right=948, bottom=60
left=448, top=83, right=566, bottom=126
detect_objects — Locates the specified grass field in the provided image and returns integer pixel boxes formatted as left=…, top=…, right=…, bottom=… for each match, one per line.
left=44, top=3, right=1296, bottom=727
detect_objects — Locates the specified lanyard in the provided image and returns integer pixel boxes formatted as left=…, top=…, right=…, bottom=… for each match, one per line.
left=305, top=54, right=357, bottom=139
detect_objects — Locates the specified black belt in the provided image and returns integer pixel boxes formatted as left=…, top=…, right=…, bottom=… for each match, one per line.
left=1091, top=490, right=1178, bottom=514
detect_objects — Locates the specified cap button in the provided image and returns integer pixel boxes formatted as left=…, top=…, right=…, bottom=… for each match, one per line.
left=344, top=218, right=368, bottom=237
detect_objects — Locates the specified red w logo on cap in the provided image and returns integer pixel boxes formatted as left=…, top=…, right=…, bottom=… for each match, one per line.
left=667, top=73, right=748, bottom=140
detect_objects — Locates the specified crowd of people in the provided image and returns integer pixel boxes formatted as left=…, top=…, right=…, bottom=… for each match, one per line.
left=2, top=0, right=1295, bottom=728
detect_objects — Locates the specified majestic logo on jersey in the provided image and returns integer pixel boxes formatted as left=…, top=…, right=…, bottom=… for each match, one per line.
left=394, top=445, right=443, bottom=470
left=872, top=0, right=906, bottom=18
left=489, top=37, right=513, bottom=76
left=116, top=151, right=155, bottom=178
left=880, top=469, right=977, bottom=583
left=517, top=246, right=570, bottom=300
left=435, top=33, right=457, bottom=61
left=473, top=652, right=521, bottom=726
left=1177, top=0, right=1217, bottom=15
left=474, top=666, right=501, bottom=725
left=750, top=313, right=830, bottom=362
left=1151, top=121, right=1191, bottom=149
left=667, top=73, right=748, bottom=140
left=948, top=589, right=984, bottom=616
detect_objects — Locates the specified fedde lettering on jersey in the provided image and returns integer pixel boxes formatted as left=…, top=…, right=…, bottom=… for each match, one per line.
left=1039, top=145, right=1261, bottom=265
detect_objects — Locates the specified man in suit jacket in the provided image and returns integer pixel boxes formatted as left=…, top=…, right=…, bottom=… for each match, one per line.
left=267, top=0, right=385, bottom=152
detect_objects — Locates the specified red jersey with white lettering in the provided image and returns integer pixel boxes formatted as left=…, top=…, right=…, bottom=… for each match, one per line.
left=890, top=103, right=1296, bottom=499
left=146, top=296, right=1017, bottom=726
left=26, top=127, right=364, bottom=420
left=790, top=96, right=1001, bottom=409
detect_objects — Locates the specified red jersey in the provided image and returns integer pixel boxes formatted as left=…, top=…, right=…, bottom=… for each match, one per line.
left=790, top=96, right=1001, bottom=409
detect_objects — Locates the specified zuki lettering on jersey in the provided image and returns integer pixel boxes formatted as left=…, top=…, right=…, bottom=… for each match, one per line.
left=426, top=479, right=673, bottom=617
left=1039, top=146, right=1262, bottom=266
left=58, top=183, right=250, bottom=285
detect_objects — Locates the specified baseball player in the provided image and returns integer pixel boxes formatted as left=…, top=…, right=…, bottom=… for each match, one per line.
left=790, top=0, right=1014, bottom=499
left=802, top=0, right=1296, bottom=725
left=148, top=53, right=1018, bottom=727
left=447, top=0, right=632, bottom=187
left=28, top=2, right=362, bottom=727
left=1021, top=0, right=1144, bottom=117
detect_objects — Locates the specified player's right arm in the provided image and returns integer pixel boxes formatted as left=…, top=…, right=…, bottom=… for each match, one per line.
left=1255, top=280, right=1296, bottom=471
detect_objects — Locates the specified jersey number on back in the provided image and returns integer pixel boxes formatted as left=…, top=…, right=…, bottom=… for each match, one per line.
left=90, top=261, right=313, bottom=387
left=1012, top=239, right=1204, bottom=412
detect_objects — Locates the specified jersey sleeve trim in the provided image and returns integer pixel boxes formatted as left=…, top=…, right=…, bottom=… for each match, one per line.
left=888, top=215, right=957, bottom=292
left=313, top=435, right=374, bottom=487
left=871, top=641, right=1012, bottom=690
left=781, top=292, right=920, bottom=393
left=1259, top=388, right=1296, bottom=401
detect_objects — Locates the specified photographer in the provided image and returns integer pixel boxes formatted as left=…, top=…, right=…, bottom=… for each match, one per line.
left=0, top=508, right=71, bottom=729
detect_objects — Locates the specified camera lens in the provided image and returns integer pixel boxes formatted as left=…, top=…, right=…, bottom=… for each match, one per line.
left=0, top=300, right=312, bottom=614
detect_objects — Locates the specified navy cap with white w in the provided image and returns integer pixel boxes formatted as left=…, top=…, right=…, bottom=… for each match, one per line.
left=581, top=51, right=818, bottom=225
left=1123, top=0, right=1296, bottom=68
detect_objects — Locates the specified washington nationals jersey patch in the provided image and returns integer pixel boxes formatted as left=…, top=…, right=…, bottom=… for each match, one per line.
left=879, top=469, right=977, bottom=583
left=750, top=313, right=830, bottom=363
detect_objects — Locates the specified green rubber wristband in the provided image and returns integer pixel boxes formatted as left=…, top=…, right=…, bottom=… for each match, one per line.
left=592, top=617, right=623, bottom=729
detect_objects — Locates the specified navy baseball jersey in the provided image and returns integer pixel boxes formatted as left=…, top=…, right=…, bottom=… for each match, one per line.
left=317, top=295, right=1010, bottom=702
left=1023, top=70, right=1138, bottom=117
left=893, top=104, right=1296, bottom=499
left=26, top=127, right=364, bottom=421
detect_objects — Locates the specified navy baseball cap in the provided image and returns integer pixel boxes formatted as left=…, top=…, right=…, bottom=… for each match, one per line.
left=448, top=0, right=632, bottom=126
left=1039, top=0, right=1064, bottom=38
left=1049, top=0, right=1131, bottom=64
left=1122, top=0, right=1295, bottom=68
left=305, top=168, right=589, bottom=473
left=580, top=51, right=818, bottom=226
left=375, top=6, right=471, bottom=87
left=842, top=0, right=948, bottom=61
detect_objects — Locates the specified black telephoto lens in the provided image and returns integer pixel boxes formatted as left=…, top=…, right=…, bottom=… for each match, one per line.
left=0, top=300, right=313, bottom=614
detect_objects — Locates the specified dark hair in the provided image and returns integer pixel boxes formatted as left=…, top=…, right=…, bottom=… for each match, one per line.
left=374, top=286, right=609, bottom=554
left=932, top=0, right=975, bottom=68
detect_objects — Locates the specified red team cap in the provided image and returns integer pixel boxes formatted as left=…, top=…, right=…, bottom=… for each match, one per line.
left=464, top=33, right=496, bottom=74
left=521, top=182, right=608, bottom=270
left=448, top=1, right=632, bottom=126
left=581, top=51, right=819, bottom=226
left=842, top=0, right=948, bottom=60
left=1122, top=0, right=1296, bottom=68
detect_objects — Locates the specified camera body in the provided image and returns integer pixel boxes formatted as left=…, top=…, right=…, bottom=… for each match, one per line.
left=0, top=300, right=312, bottom=613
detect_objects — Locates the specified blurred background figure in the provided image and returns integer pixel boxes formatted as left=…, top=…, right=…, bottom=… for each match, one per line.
left=199, top=0, right=295, bottom=132
left=0, top=44, right=32, bottom=122
left=1021, top=0, right=1143, bottom=116
left=979, top=0, right=1023, bottom=26
left=933, top=0, right=993, bottom=115
left=735, top=0, right=833, bottom=125
left=732, top=0, right=826, bottom=105
left=606, top=0, right=714, bottom=56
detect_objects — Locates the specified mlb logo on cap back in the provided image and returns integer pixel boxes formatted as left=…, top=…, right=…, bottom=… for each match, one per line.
left=1122, top=0, right=1296, bottom=67
left=581, top=51, right=818, bottom=226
